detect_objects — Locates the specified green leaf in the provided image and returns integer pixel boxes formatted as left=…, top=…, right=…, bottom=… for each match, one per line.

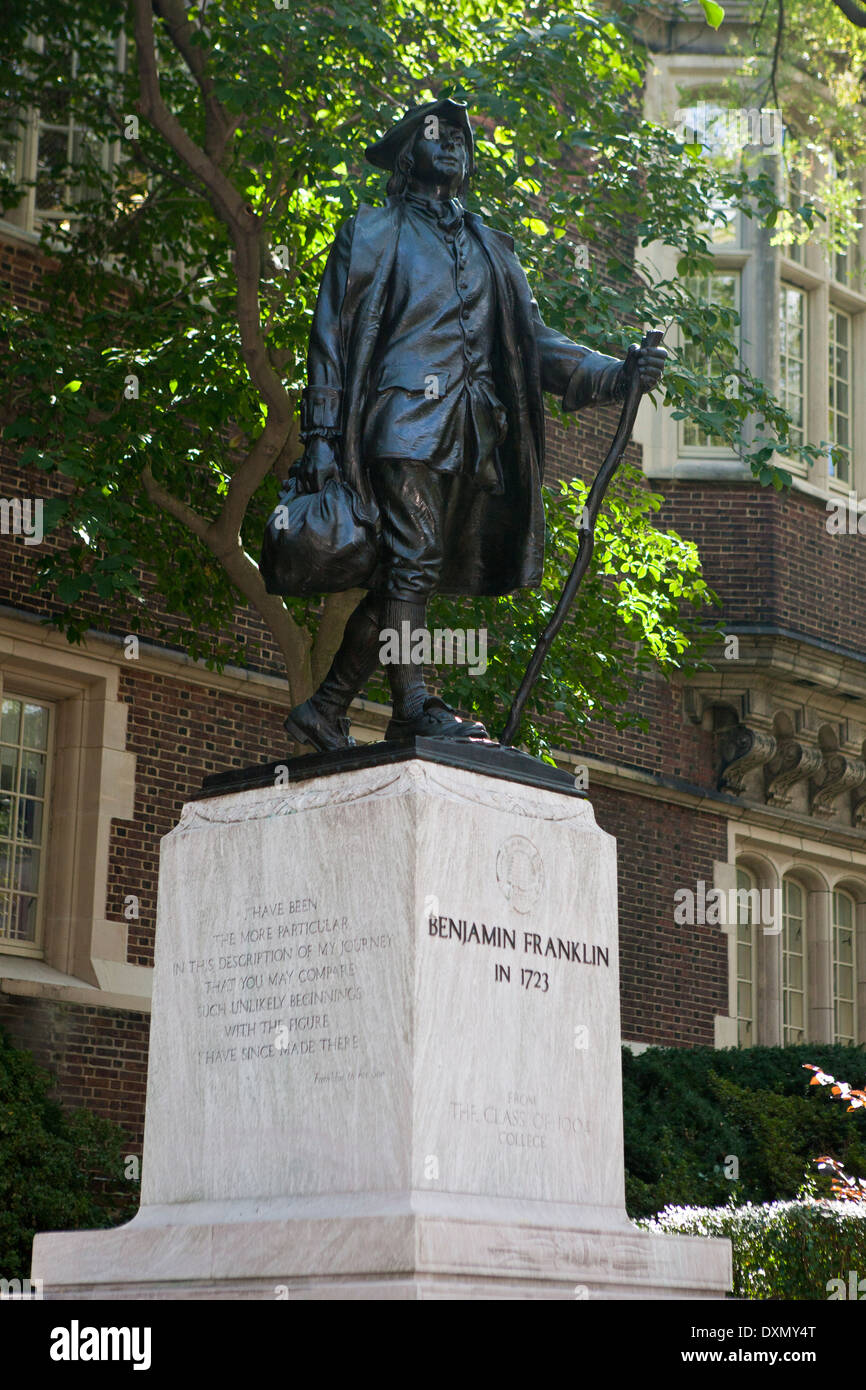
left=57, top=576, right=84, bottom=605
left=2, top=419, right=38, bottom=439
left=699, top=1, right=725, bottom=29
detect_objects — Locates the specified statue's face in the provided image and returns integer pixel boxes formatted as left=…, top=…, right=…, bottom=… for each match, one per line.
left=410, top=118, right=469, bottom=192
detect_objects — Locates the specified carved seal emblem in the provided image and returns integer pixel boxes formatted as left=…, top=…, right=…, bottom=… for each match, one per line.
left=496, top=835, right=544, bottom=913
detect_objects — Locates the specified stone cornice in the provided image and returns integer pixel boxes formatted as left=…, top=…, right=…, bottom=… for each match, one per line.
left=559, top=749, right=866, bottom=853
left=691, top=627, right=866, bottom=708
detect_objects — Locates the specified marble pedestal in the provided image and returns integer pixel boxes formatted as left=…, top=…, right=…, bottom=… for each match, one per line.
left=33, top=749, right=730, bottom=1299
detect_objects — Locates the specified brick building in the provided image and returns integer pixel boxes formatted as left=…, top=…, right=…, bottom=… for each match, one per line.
left=1, top=9, right=865, bottom=1166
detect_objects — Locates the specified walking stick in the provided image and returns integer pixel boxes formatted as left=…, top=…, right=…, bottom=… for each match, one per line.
left=500, top=328, right=664, bottom=747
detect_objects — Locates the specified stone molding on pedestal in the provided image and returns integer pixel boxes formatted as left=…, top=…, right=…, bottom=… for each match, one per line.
left=176, top=759, right=594, bottom=834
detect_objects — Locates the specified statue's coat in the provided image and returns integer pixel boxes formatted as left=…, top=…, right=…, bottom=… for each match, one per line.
left=305, top=197, right=622, bottom=595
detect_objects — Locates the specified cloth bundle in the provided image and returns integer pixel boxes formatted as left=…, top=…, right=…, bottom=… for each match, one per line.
left=260, top=471, right=380, bottom=597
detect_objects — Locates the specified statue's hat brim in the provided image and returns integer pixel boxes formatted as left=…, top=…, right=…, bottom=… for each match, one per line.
left=365, top=98, right=475, bottom=174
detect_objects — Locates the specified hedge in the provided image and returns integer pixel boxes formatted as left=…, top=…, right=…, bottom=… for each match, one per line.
left=643, top=1197, right=866, bottom=1300
left=0, top=1024, right=137, bottom=1281
left=622, top=1043, right=866, bottom=1219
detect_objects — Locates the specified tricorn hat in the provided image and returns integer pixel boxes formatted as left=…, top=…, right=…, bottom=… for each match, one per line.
left=365, top=97, right=475, bottom=175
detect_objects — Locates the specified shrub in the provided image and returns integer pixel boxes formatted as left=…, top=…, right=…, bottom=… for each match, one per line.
left=0, top=1024, right=137, bottom=1281
left=804, top=1064, right=866, bottom=1203
left=622, top=1044, right=866, bottom=1218
left=642, top=1196, right=866, bottom=1300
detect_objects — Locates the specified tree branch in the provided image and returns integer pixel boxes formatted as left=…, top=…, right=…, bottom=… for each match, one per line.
left=208, top=538, right=313, bottom=703
left=131, top=0, right=311, bottom=697
left=215, top=400, right=299, bottom=542
left=831, top=0, right=866, bottom=26
left=152, top=0, right=234, bottom=164
left=141, top=462, right=312, bottom=702
left=141, top=462, right=210, bottom=539
left=132, top=14, right=289, bottom=419
left=763, top=0, right=785, bottom=108
left=133, top=0, right=245, bottom=231
left=106, top=102, right=192, bottom=192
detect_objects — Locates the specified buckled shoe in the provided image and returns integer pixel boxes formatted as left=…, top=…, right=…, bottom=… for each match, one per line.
left=385, top=696, right=489, bottom=742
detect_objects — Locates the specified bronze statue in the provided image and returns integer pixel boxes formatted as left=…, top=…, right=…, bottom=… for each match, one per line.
left=276, top=98, right=666, bottom=751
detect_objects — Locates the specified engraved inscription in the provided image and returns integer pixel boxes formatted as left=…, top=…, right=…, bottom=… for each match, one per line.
left=170, top=895, right=391, bottom=1083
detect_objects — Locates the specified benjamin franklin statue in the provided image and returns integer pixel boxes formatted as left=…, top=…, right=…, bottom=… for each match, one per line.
left=282, top=98, right=666, bottom=751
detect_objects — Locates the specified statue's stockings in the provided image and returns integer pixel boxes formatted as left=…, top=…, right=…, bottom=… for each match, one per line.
left=312, top=594, right=428, bottom=723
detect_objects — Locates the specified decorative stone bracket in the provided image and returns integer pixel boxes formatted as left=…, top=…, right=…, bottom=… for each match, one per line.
left=811, top=754, right=866, bottom=819
left=717, top=725, right=777, bottom=794
left=764, top=738, right=824, bottom=808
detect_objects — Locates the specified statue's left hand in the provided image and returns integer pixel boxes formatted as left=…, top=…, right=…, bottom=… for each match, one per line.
left=293, top=434, right=342, bottom=492
left=621, top=341, right=667, bottom=394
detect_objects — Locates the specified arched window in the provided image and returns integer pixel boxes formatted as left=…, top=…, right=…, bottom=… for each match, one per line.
left=736, top=867, right=757, bottom=1046
left=832, top=890, right=858, bottom=1045
left=782, top=877, right=806, bottom=1044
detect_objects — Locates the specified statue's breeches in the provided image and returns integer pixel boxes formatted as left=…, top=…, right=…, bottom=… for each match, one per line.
left=368, top=459, right=465, bottom=600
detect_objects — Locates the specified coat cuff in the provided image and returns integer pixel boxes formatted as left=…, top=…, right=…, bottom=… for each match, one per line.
left=562, top=352, right=625, bottom=412
left=300, top=385, right=342, bottom=438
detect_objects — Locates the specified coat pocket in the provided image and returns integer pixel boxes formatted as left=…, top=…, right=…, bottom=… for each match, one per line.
left=376, top=367, right=450, bottom=397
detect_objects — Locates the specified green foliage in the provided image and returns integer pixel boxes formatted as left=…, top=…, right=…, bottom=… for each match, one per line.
left=642, top=1198, right=866, bottom=1301
left=409, top=466, right=718, bottom=757
left=692, top=0, right=866, bottom=278
left=0, top=0, right=811, bottom=724
left=0, top=1024, right=137, bottom=1281
left=644, top=1195, right=866, bottom=1301
left=622, top=1043, right=866, bottom=1219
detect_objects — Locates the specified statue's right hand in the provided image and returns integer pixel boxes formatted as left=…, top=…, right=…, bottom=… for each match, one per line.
left=293, top=435, right=341, bottom=493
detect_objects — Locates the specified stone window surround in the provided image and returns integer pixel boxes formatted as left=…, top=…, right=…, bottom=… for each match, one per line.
left=722, top=822, right=866, bottom=1048
left=0, top=688, right=54, bottom=955
left=0, top=31, right=126, bottom=239
left=637, top=53, right=866, bottom=502
left=0, top=611, right=145, bottom=1010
